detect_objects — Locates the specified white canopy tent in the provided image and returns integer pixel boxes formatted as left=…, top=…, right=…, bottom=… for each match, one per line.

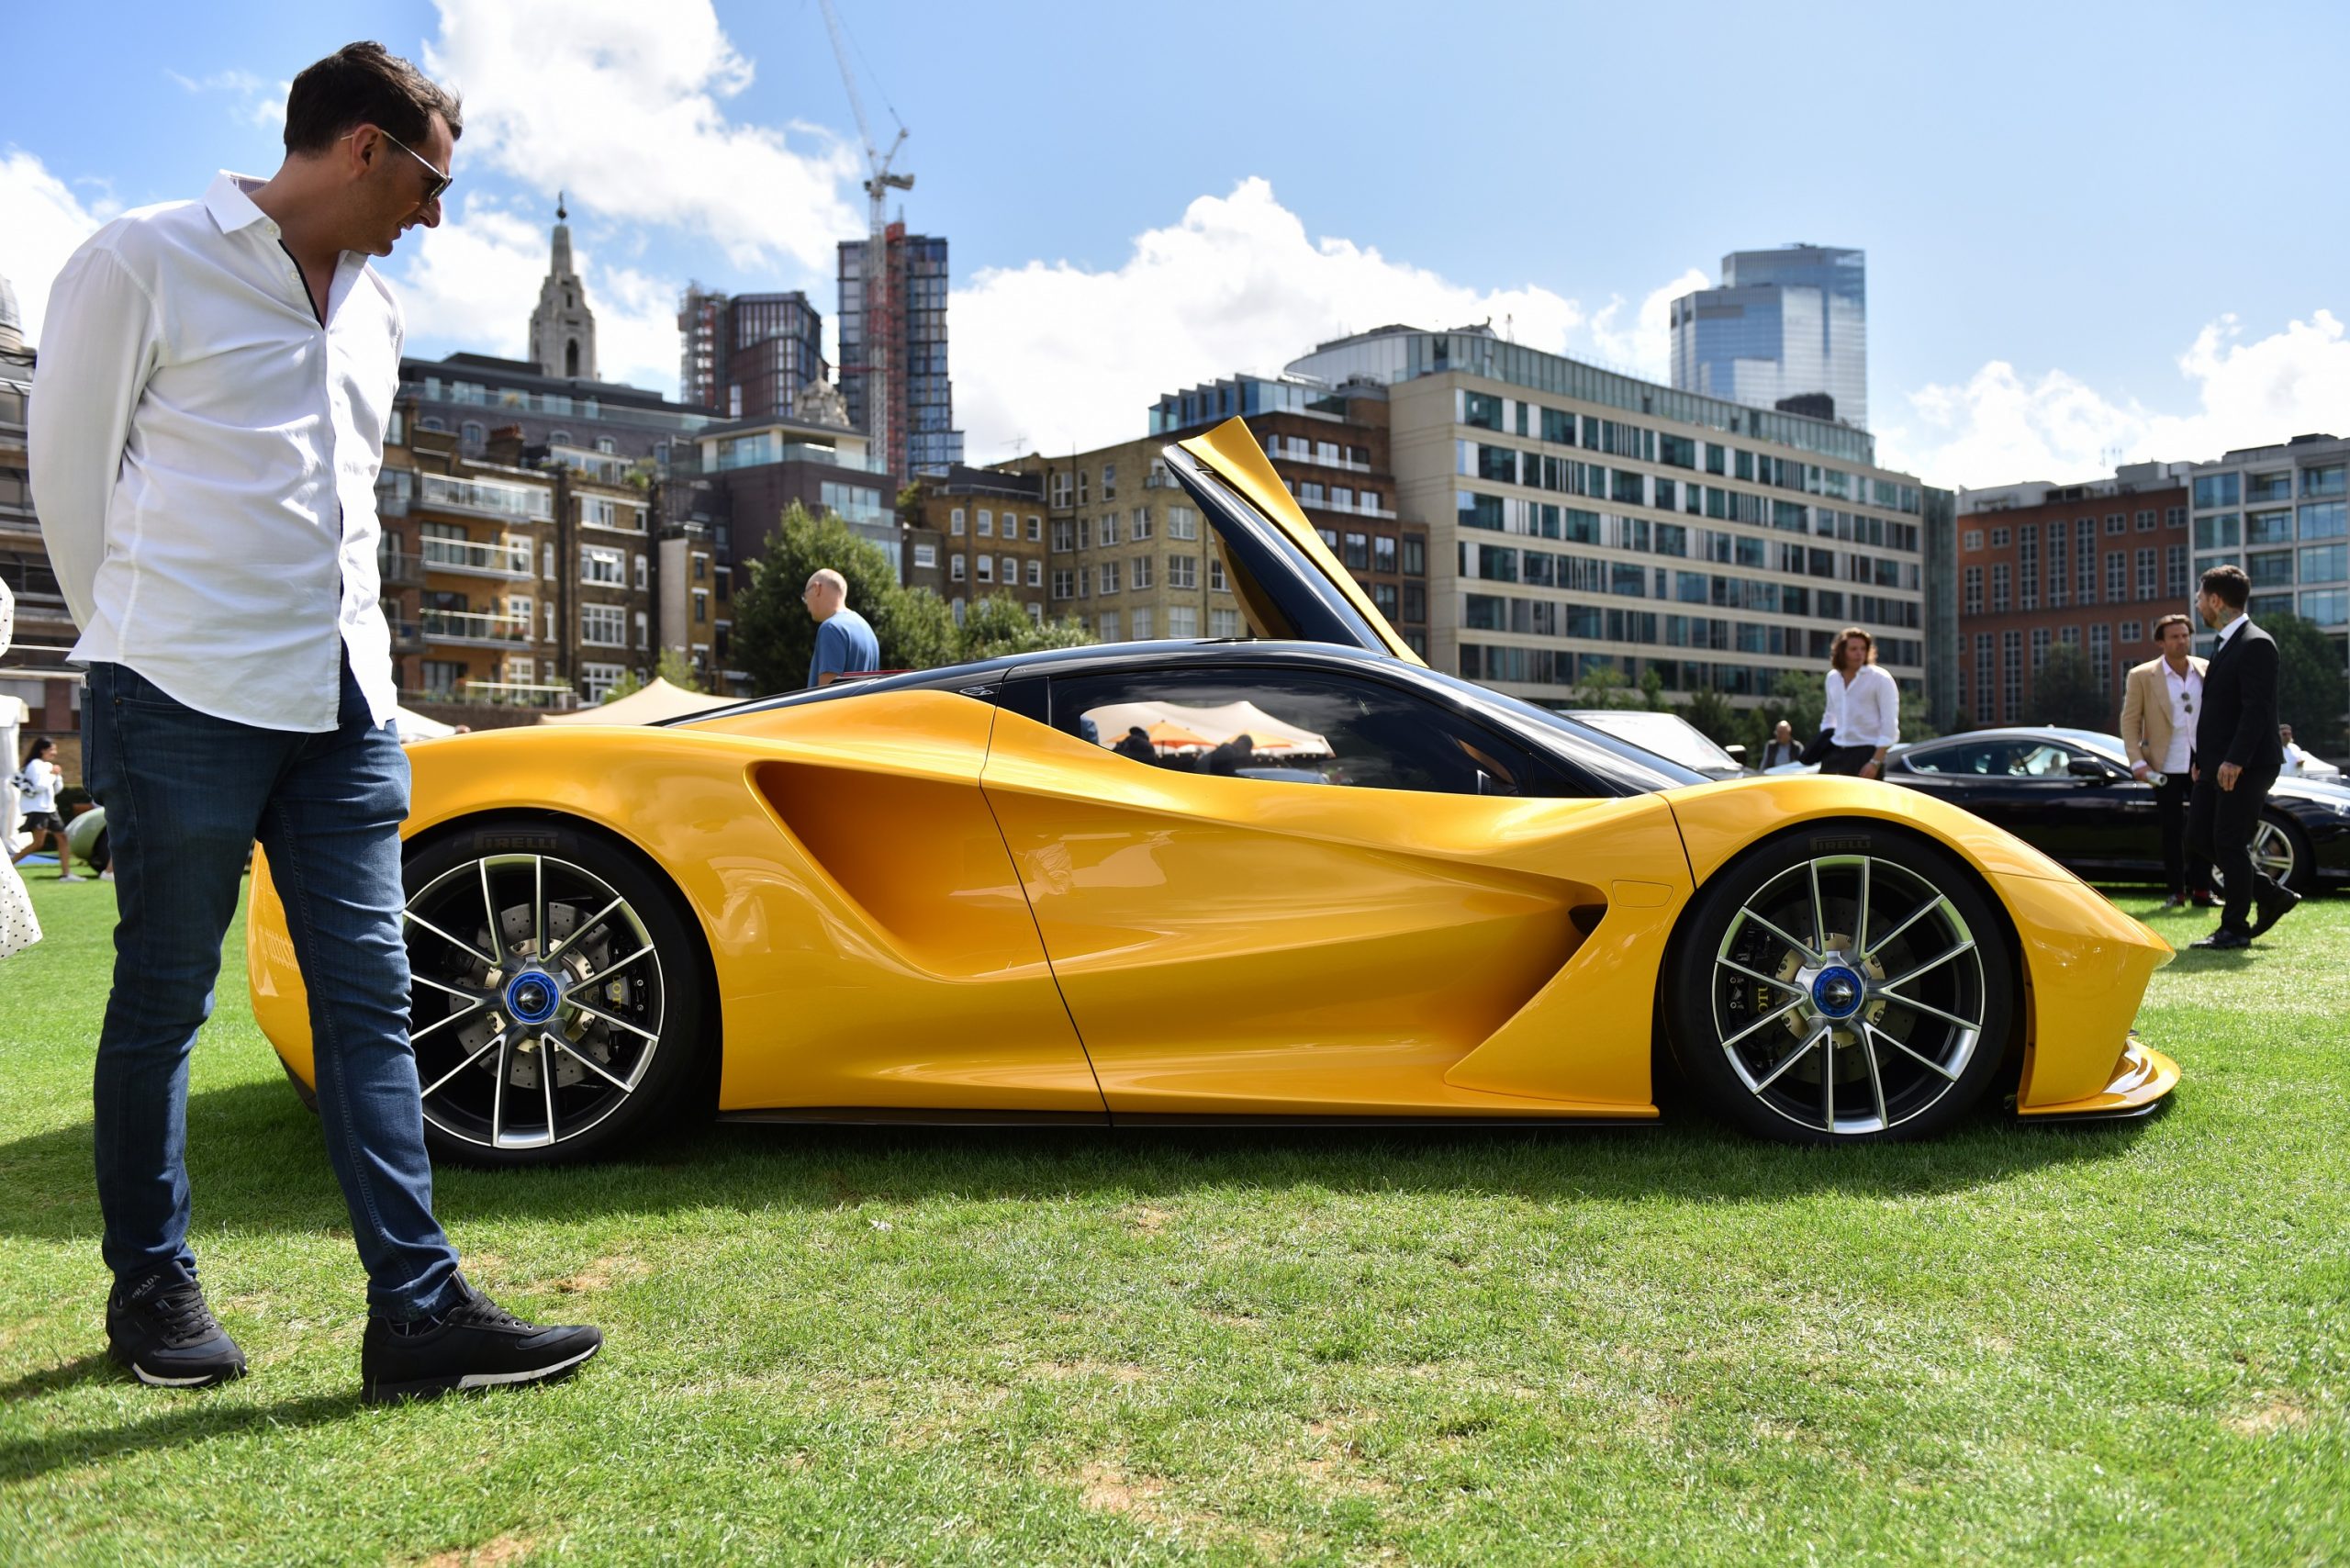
left=1078, top=699, right=1332, bottom=757
left=539, top=677, right=734, bottom=727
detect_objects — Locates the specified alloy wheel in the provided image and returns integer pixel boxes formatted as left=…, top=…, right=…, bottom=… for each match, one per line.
left=1707, top=854, right=1988, bottom=1137
left=402, top=853, right=666, bottom=1152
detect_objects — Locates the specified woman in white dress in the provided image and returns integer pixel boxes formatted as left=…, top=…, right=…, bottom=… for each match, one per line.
left=0, top=578, right=43, bottom=959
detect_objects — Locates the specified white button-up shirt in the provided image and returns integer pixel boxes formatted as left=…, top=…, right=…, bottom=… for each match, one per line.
left=29, top=172, right=399, bottom=732
left=2161, top=661, right=2200, bottom=775
left=1830, top=661, right=1900, bottom=750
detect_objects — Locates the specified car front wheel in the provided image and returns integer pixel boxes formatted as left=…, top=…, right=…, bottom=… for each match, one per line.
left=400, top=819, right=708, bottom=1166
left=1664, top=825, right=2018, bottom=1144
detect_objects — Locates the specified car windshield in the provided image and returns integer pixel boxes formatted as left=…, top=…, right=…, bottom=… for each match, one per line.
left=1404, top=666, right=1708, bottom=790
left=1571, top=710, right=1742, bottom=774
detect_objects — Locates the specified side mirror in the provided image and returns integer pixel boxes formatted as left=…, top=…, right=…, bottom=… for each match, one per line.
left=2066, top=757, right=2111, bottom=781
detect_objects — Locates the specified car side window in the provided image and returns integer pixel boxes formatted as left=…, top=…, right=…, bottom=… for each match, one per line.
left=1908, top=741, right=2023, bottom=776
left=1049, top=668, right=1536, bottom=796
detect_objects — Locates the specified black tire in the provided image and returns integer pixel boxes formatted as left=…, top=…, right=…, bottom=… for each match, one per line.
left=2251, top=810, right=2313, bottom=897
left=1663, top=822, right=2018, bottom=1144
left=400, top=817, right=709, bottom=1167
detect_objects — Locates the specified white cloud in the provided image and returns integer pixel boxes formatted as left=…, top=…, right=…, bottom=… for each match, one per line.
left=954, top=177, right=1620, bottom=461
left=1880, top=310, right=2350, bottom=488
left=1587, top=266, right=1710, bottom=382
left=0, top=151, right=115, bottom=345
left=166, top=68, right=288, bottom=130
left=425, top=0, right=863, bottom=277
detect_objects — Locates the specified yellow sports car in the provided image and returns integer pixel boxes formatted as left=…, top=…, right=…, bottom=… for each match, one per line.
left=251, top=420, right=2178, bottom=1164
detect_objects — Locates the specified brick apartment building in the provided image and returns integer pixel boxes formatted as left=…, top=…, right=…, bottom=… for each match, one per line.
left=1954, top=462, right=2192, bottom=727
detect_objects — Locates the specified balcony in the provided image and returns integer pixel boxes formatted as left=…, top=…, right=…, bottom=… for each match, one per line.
left=420, top=608, right=533, bottom=648
left=386, top=619, right=427, bottom=653
left=377, top=551, right=426, bottom=587
left=421, top=537, right=534, bottom=578
left=417, top=473, right=553, bottom=522
left=459, top=679, right=576, bottom=710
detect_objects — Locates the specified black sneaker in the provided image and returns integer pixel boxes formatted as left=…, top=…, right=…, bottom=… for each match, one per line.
left=106, top=1273, right=248, bottom=1389
left=361, top=1277, right=601, bottom=1405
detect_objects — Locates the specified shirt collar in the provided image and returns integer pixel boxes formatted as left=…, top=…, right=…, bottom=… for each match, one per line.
left=202, top=171, right=274, bottom=235
left=2217, top=612, right=2250, bottom=647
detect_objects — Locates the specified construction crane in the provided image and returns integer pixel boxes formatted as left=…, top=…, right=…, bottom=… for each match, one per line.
left=818, top=0, right=912, bottom=480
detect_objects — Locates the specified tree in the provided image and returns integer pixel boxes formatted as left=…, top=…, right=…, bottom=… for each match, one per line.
left=1677, top=687, right=1740, bottom=746
left=894, top=478, right=926, bottom=527
left=1897, top=682, right=1943, bottom=744
left=731, top=504, right=954, bottom=693
left=603, top=648, right=704, bottom=702
left=1741, top=667, right=1826, bottom=756
left=2267, top=611, right=2348, bottom=754
left=1638, top=666, right=1668, bottom=711
left=956, top=595, right=1093, bottom=662
left=2027, top=645, right=2108, bottom=732
left=1571, top=663, right=1638, bottom=710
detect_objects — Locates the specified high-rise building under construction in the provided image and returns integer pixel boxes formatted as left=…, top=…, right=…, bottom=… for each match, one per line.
left=837, top=228, right=963, bottom=478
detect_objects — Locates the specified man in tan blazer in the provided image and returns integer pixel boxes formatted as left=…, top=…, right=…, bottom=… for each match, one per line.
left=2119, top=612, right=2210, bottom=909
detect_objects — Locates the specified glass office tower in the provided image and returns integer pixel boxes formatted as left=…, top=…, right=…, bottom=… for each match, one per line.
left=1670, top=245, right=1868, bottom=431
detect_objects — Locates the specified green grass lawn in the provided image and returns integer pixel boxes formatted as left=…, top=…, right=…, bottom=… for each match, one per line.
left=1, top=874, right=2344, bottom=1565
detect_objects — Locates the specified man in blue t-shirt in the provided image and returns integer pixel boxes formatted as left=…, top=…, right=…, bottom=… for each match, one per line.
left=803, top=567, right=880, bottom=688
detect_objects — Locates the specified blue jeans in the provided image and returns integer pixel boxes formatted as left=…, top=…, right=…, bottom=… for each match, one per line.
left=83, top=657, right=463, bottom=1319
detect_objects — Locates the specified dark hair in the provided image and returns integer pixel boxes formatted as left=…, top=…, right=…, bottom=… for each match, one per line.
left=22, top=734, right=54, bottom=767
left=2199, top=564, right=2250, bottom=610
left=1830, top=626, right=1875, bottom=671
left=2152, top=611, right=2193, bottom=641
left=283, top=41, right=463, bottom=155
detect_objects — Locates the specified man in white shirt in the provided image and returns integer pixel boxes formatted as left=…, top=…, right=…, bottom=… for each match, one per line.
left=2118, top=612, right=2211, bottom=909
left=32, top=42, right=598, bottom=1402
left=1820, top=627, right=1899, bottom=778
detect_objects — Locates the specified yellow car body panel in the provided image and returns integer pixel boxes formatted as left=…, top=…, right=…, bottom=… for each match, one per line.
left=1662, top=776, right=2174, bottom=1111
left=253, top=691, right=1103, bottom=1115
left=979, top=706, right=1683, bottom=1116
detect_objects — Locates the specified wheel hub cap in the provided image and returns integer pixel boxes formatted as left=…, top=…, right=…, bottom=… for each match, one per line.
left=1810, top=965, right=1865, bottom=1020
left=503, top=969, right=564, bottom=1025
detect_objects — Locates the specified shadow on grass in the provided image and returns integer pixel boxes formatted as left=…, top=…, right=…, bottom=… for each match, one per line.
left=0, top=1388, right=358, bottom=1484
left=0, top=1072, right=2155, bottom=1248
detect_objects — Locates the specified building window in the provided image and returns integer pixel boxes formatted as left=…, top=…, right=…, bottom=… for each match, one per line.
left=692, top=588, right=710, bottom=621
left=580, top=545, right=626, bottom=586
left=1098, top=610, right=1118, bottom=641
left=1000, top=554, right=1016, bottom=585
left=1403, top=537, right=1426, bottom=576
left=1024, top=560, right=1042, bottom=589
left=2106, top=552, right=2126, bottom=603
left=1210, top=608, right=1242, bottom=638
left=582, top=662, right=625, bottom=703
left=2136, top=547, right=2156, bottom=599
left=977, top=555, right=993, bottom=584
left=543, top=543, right=555, bottom=580
left=1208, top=555, right=1227, bottom=593
left=1991, top=563, right=2011, bottom=613
left=1168, top=506, right=1199, bottom=541
left=1026, top=515, right=1042, bottom=542
left=1343, top=532, right=1369, bottom=570
left=2090, top=623, right=2111, bottom=693
left=1132, top=507, right=1153, bottom=541
left=977, top=508, right=993, bottom=538
left=1373, top=536, right=1396, bottom=573
left=2134, top=510, right=2155, bottom=532
left=1132, top=608, right=1152, bottom=639
left=1990, top=527, right=2010, bottom=548
left=951, top=508, right=966, bottom=536
left=1131, top=555, right=1153, bottom=590
left=950, top=554, right=966, bottom=582
left=1167, top=606, right=1198, bottom=637
left=1098, top=561, right=1120, bottom=594
left=581, top=604, right=627, bottom=646
left=634, top=554, right=648, bottom=591
left=1963, top=566, right=1983, bottom=615
left=2165, top=545, right=2188, bottom=598
left=461, top=420, right=485, bottom=446
left=1168, top=555, right=1197, bottom=590
left=2019, top=526, right=2040, bottom=611
left=1052, top=569, right=1073, bottom=600
left=913, top=543, right=937, bottom=569
left=1100, top=512, right=1120, bottom=546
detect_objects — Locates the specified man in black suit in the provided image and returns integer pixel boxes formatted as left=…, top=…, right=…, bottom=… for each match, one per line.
left=2186, top=565, right=2299, bottom=949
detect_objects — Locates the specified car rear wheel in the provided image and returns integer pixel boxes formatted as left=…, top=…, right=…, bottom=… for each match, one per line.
left=401, top=820, right=707, bottom=1166
left=1664, top=825, right=2018, bottom=1144
left=2210, top=811, right=2311, bottom=897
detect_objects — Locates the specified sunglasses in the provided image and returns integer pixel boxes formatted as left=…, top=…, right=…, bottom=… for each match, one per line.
left=352, top=126, right=453, bottom=203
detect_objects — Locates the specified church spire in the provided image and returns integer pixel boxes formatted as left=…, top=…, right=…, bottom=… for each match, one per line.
left=529, top=196, right=596, bottom=382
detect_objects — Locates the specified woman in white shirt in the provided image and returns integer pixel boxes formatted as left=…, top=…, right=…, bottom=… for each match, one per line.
left=1821, top=627, right=1900, bottom=778
left=11, top=735, right=83, bottom=881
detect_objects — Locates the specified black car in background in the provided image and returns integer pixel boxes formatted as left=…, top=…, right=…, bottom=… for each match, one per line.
left=1883, top=727, right=2350, bottom=895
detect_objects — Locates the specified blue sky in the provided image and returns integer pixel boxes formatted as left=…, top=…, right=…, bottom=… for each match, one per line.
left=6, top=0, right=2345, bottom=487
